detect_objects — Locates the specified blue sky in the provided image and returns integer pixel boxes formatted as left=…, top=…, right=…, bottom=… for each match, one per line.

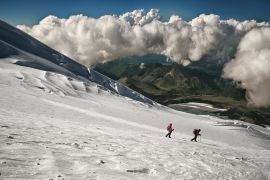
left=0, top=0, right=269, bottom=25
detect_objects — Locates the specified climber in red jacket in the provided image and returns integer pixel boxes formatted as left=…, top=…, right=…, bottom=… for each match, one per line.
left=165, top=123, right=174, bottom=138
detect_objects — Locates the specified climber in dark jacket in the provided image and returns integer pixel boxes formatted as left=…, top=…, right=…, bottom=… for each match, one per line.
left=191, top=129, right=201, bottom=142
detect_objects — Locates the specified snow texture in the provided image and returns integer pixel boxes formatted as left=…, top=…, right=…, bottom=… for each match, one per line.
left=0, top=59, right=270, bottom=180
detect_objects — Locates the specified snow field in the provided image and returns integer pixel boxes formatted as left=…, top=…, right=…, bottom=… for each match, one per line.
left=0, top=61, right=270, bottom=180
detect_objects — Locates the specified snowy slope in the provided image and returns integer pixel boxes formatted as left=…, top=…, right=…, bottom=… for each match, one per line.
left=1, top=59, right=270, bottom=180
left=0, top=20, right=155, bottom=105
left=0, top=20, right=270, bottom=179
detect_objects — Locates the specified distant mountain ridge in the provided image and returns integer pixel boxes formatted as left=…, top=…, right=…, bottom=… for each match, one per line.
left=94, top=55, right=244, bottom=100
left=94, top=55, right=270, bottom=127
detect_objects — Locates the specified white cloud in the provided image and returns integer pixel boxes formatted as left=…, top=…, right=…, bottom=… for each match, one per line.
left=120, top=9, right=160, bottom=26
left=18, top=10, right=268, bottom=67
left=223, top=28, right=270, bottom=107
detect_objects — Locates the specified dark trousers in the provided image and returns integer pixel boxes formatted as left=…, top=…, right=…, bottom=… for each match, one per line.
left=166, top=131, right=172, bottom=138
left=191, top=135, right=198, bottom=142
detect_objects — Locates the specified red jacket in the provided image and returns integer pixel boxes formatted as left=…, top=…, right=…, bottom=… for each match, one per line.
left=167, top=124, right=173, bottom=132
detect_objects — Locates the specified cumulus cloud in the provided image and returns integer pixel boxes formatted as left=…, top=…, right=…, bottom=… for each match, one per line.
left=120, top=9, right=160, bottom=26
left=17, top=9, right=270, bottom=106
left=223, top=28, right=270, bottom=107
left=17, top=9, right=268, bottom=66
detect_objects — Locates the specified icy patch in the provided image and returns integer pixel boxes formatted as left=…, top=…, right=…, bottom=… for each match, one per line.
left=176, top=102, right=227, bottom=112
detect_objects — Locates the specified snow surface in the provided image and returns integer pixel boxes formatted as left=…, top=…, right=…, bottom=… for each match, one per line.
left=181, top=103, right=227, bottom=112
left=1, top=60, right=270, bottom=180
left=170, top=102, right=227, bottom=113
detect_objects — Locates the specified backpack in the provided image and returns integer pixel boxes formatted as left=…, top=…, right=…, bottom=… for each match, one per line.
left=193, top=129, right=197, bottom=135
